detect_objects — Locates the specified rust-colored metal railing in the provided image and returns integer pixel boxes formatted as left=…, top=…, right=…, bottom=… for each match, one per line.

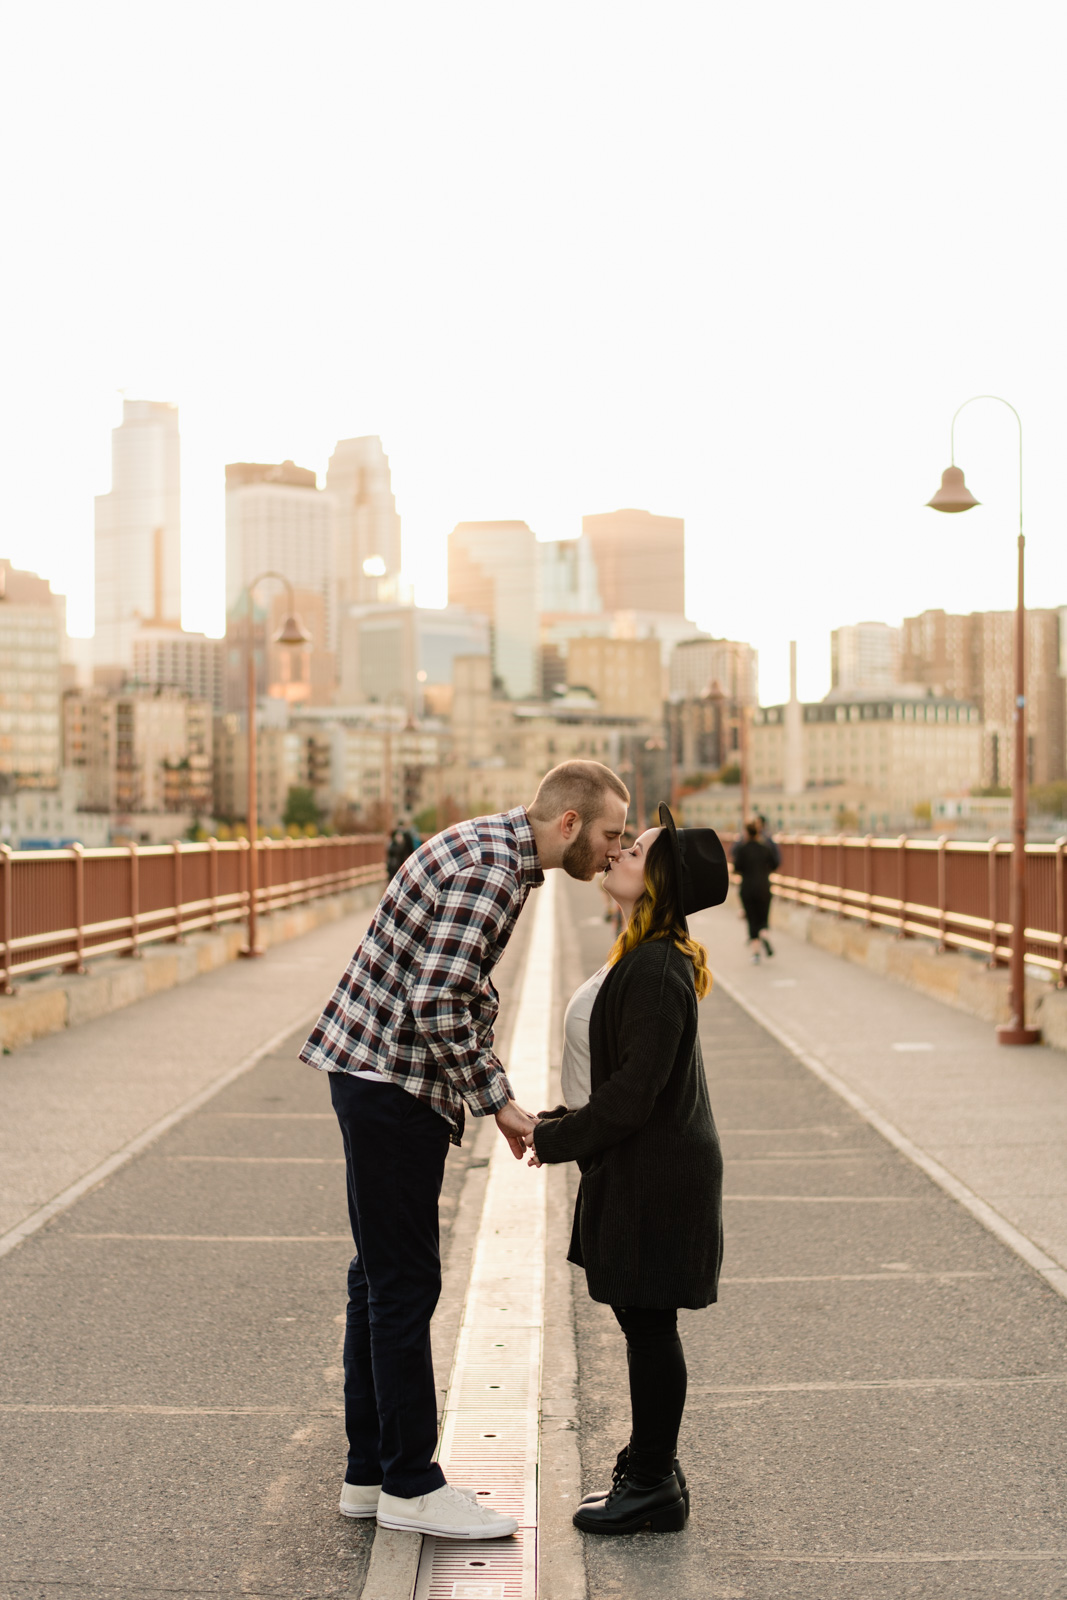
left=769, top=833, right=1067, bottom=987
left=0, top=835, right=387, bottom=993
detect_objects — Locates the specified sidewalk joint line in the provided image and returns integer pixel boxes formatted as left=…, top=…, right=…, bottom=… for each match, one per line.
left=0, top=1005, right=323, bottom=1263
left=712, top=973, right=1067, bottom=1304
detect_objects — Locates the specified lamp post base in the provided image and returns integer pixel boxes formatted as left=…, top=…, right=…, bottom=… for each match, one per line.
left=239, top=946, right=265, bottom=959
left=995, top=1022, right=1041, bottom=1046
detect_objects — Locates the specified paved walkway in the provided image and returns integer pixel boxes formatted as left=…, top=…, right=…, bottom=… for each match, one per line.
left=695, top=898, right=1067, bottom=1287
left=0, top=911, right=378, bottom=1249
left=559, top=875, right=1067, bottom=1599
left=5, top=875, right=1067, bottom=1599
left=0, top=907, right=532, bottom=1600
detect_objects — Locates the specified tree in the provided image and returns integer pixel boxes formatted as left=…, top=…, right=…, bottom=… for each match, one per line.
left=1031, top=781, right=1067, bottom=819
left=283, top=785, right=321, bottom=830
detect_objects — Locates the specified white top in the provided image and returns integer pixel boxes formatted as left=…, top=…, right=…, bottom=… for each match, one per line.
left=560, top=964, right=610, bottom=1109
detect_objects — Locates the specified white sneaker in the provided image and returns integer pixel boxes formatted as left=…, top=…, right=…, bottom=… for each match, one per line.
left=376, top=1482, right=518, bottom=1539
left=339, top=1482, right=381, bottom=1518
left=340, top=1480, right=479, bottom=1519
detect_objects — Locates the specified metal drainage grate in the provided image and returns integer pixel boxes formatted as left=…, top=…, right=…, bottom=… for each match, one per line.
left=412, top=1527, right=531, bottom=1600
left=414, top=876, right=555, bottom=1600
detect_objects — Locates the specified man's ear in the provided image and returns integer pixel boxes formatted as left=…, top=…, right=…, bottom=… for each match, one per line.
left=559, top=808, right=582, bottom=840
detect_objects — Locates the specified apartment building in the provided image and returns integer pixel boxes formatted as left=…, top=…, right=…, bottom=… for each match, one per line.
left=566, top=636, right=663, bottom=720
left=64, top=687, right=212, bottom=815
left=0, top=560, right=64, bottom=791
left=750, top=691, right=983, bottom=811
left=901, top=607, right=1066, bottom=786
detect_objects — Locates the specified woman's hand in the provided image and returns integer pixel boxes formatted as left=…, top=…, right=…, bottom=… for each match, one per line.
left=525, top=1127, right=543, bottom=1168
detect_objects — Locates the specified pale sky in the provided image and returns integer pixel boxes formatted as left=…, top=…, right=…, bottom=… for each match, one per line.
left=2, top=0, right=1065, bottom=704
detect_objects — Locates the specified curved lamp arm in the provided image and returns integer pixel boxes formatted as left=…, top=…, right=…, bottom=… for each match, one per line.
left=950, top=395, right=1023, bottom=536
left=247, top=570, right=297, bottom=611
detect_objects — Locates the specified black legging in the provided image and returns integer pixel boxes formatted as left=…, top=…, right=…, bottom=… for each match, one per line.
left=741, top=888, right=771, bottom=940
left=612, top=1305, right=687, bottom=1485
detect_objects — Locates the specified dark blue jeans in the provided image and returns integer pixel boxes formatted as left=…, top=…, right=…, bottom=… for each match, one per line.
left=330, top=1073, right=452, bottom=1498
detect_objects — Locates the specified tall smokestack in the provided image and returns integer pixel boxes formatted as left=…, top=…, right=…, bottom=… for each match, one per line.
left=784, top=640, right=803, bottom=795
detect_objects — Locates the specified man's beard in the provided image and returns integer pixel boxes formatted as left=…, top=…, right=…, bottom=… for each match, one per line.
left=561, top=825, right=602, bottom=881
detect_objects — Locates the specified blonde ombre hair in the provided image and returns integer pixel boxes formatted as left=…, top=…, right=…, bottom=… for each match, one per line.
left=607, top=831, right=712, bottom=999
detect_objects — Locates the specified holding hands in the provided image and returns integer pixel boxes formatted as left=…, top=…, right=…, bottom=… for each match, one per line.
left=494, top=1099, right=540, bottom=1159
left=492, top=1099, right=545, bottom=1165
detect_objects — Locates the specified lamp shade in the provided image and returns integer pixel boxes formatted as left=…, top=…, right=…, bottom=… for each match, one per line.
left=927, top=465, right=980, bottom=513
left=273, top=612, right=312, bottom=646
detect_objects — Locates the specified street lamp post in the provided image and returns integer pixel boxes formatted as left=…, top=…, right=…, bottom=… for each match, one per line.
left=242, top=572, right=311, bottom=958
left=926, top=395, right=1040, bottom=1045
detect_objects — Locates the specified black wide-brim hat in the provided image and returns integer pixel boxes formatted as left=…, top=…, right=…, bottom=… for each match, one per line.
left=658, top=802, right=729, bottom=930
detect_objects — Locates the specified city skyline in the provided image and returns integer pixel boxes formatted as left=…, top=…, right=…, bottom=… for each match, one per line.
left=3, top=4, right=1065, bottom=707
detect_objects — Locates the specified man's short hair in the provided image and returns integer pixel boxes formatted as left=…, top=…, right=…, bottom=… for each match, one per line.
left=528, top=760, right=629, bottom=825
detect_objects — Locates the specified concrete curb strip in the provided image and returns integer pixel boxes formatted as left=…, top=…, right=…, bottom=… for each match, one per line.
left=0, top=1003, right=322, bottom=1261
left=713, top=971, right=1067, bottom=1304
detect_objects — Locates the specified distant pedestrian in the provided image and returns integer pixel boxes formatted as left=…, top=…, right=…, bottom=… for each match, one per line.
left=385, top=819, right=419, bottom=880
left=529, top=803, right=729, bottom=1536
left=734, top=820, right=776, bottom=962
left=755, top=813, right=781, bottom=869
left=300, top=761, right=628, bottom=1541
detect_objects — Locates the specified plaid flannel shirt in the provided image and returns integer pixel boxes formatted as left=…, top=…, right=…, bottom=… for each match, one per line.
left=299, top=806, right=544, bottom=1144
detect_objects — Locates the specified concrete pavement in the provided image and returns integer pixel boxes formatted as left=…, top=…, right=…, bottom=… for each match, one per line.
left=6, top=867, right=1067, bottom=1599
left=695, top=896, right=1067, bottom=1290
left=0, top=900, right=533, bottom=1600
left=0, top=908, right=378, bottom=1249
left=559, top=874, right=1067, bottom=1599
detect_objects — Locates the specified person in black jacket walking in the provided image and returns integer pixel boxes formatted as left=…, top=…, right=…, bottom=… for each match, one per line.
left=733, top=820, right=777, bottom=962
left=530, top=803, right=728, bottom=1535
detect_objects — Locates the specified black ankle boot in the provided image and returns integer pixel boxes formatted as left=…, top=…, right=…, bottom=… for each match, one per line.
left=579, top=1447, right=690, bottom=1517
left=573, top=1472, right=686, bottom=1535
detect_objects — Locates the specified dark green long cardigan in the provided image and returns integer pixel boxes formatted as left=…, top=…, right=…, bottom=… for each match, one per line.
left=532, top=938, right=724, bottom=1310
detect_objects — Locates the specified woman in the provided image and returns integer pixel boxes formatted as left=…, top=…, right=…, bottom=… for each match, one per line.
left=530, top=803, right=728, bottom=1535
left=733, top=820, right=776, bottom=963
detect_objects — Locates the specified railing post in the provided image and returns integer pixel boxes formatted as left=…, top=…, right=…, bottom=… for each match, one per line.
left=172, top=840, right=183, bottom=943
left=836, top=834, right=845, bottom=919
left=896, top=834, right=908, bottom=939
left=239, top=835, right=251, bottom=938
left=1056, top=835, right=1067, bottom=989
left=128, top=841, right=141, bottom=958
left=864, top=834, right=873, bottom=927
left=68, top=842, right=87, bottom=974
left=936, top=835, right=949, bottom=952
left=262, top=836, right=272, bottom=921
left=208, top=837, right=219, bottom=931
left=0, top=843, right=14, bottom=994
left=285, top=833, right=294, bottom=908
left=987, top=836, right=1003, bottom=968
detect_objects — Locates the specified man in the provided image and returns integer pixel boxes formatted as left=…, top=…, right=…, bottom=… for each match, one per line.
left=300, top=760, right=629, bottom=1540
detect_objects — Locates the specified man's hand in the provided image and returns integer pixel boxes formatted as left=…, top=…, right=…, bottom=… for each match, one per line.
left=494, top=1100, right=539, bottom=1160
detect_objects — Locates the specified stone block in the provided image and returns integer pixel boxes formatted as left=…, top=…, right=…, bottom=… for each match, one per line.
left=141, top=952, right=180, bottom=996
left=103, top=961, right=148, bottom=1011
left=65, top=971, right=122, bottom=1027
left=0, top=987, right=69, bottom=1051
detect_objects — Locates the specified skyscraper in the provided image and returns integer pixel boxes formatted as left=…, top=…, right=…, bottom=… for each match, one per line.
left=448, top=521, right=539, bottom=699
left=94, top=400, right=181, bottom=670
left=225, top=460, right=337, bottom=649
left=582, top=509, right=685, bottom=616
left=539, top=536, right=601, bottom=614
left=327, top=436, right=402, bottom=607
